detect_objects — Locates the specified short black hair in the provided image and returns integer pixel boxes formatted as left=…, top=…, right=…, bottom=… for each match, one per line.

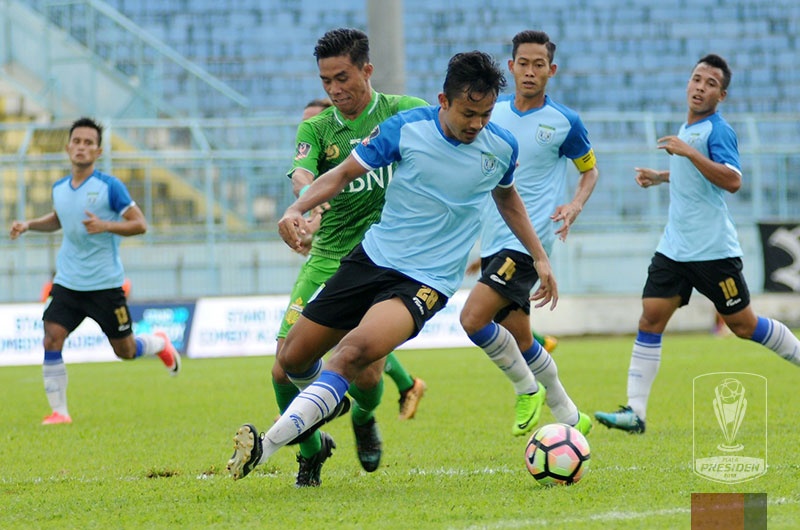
left=314, top=28, right=370, bottom=67
left=305, top=98, right=332, bottom=110
left=511, top=30, right=556, bottom=63
left=696, top=53, right=732, bottom=90
left=442, top=51, right=506, bottom=103
left=69, top=117, right=103, bottom=147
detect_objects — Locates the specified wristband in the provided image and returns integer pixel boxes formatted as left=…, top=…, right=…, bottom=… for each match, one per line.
left=298, top=184, right=311, bottom=197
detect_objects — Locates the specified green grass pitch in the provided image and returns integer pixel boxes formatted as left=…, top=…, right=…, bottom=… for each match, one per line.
left=1, top=332, right=798, bottom=529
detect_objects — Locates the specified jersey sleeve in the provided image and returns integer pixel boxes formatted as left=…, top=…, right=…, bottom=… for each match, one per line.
left=353, top=115, right=403, bottom=170
left=708, top=121, right=741, bottom=173
left=560, top=114, right=596, bottom=172
left=496, top=137, right=519, bottom=188
left=396, top=95, right=429, bottom=111
left=107, top=177, right=135, bottom=214
left=286, top=120, right=324, bottom=179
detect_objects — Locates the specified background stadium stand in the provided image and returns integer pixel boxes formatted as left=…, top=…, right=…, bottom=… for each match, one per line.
left=0, top=0, right=797, bottom=302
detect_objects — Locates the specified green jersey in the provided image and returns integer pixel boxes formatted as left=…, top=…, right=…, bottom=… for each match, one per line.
left=288, top=91, right=427, bottom=260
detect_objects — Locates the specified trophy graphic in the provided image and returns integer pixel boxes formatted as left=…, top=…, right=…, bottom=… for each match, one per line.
left=712, top=378, right=746, bottom=452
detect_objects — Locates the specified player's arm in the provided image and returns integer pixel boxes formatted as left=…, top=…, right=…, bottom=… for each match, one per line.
left=9, top=211, right=61, bottom=239
left=552, top=150, right=599, bottom=242
left=634, top=167, right=670, bottom=188
left=656, top=135, right=741, bottom=192
left=279, top=154, right=366, bottom=251
left=83, top=204, right=147, bottom=236
left=491, top=184, right=558, bottom=310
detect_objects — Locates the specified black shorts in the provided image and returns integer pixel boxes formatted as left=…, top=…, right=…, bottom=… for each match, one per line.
left=303, top=244, right=448, bottom=339
left=642, top=252, right=751, bottom=315
left=43, top=284, right=133, bottom=339
left=477, top=249, right=538, bottom=322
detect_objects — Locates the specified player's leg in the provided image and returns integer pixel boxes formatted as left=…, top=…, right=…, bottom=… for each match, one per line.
left=532, top=329, right=558, bottom=353
left=95, top=287, right=180, bottom=375
left=504, top=310, right=590, bottom=435
left=384, top=352, right=427, bottom=420
left=348, top=358, right=385, bottom=472
left=260, top=299, right=415, bottom=466
left=227, top=314, right=346, bottom=480
left=726, top=307, right=800, bottom=365
left=41, top=320, right=72, bottom=424
left=40, top=285, right=86, bottom=424
left=460, top=251, right=544, bottom=436
left=596, top=254, right=686, bottom=433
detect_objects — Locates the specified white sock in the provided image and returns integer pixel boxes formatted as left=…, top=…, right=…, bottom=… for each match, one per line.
left=43, top=360, right=69, bottom=416
left=258, top=370, right=349, bottom=465
left=135, top=334, right=166, bottom=356
left=751, top=317, right=800, bottom=365
left=523, top=341, right=578, bottom=425
left=285, top=359, right=323, bottom=390
left=468, top=322, right=538, bottom=395
left=627, top=331, right=662, bottom=420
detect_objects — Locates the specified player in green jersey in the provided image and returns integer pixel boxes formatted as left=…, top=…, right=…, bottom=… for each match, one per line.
left=270, top=28, right=428, bottom=487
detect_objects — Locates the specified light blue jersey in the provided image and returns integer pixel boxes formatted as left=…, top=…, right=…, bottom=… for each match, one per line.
left=52, top=170, right=135, bottom=291
left=480, top=94, right=593, bottom=256
left=657, top=112, right=743, bottom=261
left=353, top=106, right=518, bottom=297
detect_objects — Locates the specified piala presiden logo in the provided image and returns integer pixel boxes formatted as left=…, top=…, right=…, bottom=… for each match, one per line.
left=693, top=373, right=767, bottom=484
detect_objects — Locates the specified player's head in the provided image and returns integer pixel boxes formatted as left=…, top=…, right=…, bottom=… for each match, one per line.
left=301, top=98, right=332, bottom=120
left=438, top=51, right=506, bottom=144
left=508, top=30, right=558, bottom=101
left=69, top=117, right=103, bottom=147
left=687, top=54, right=731, bottom=116
left=314, top=28, right=374, bottom=120
left=511, top=30, right=556, bottom=63
left=67, top=117, right=103, bottom=168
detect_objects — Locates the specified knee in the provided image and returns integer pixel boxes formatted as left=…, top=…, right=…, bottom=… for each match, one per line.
left=728, top=320, right=756, bottom=340
left=271, top=359, right=290, bottom=383
left=459, top=308, right=487, bottom=337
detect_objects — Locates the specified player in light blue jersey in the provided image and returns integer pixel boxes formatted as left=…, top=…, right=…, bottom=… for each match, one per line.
left=9, top=117, right=180, bottom=425
left=595, top=55, right=800, bottom=434
left=227, top=51, right=558, bottom=481
left=461, top=30, right=599, bottom=438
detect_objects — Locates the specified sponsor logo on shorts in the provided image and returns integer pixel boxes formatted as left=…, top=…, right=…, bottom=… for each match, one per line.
left=725, top=298, right=742, bottom=307
left=412, top=297, right=425, bottom=315
left=489, top=274, right=507, bottom=285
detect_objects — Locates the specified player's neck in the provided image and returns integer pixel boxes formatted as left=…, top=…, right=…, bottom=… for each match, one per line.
left=514, top=93, right=546, bottom=113
left=686, top=107, right=716, bottom=125
left=71, top=165, right=95, bottom=185
left=340, top=89, right=374, bottom=121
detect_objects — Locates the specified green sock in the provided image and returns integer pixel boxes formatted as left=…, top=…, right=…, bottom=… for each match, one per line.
left=383, top=352, right=414, bottom=393
left=272, top=378, right=321, bottom=458
left=532, top=330, right=546, bottom=346
left=348, top=377, right=384, bottom=426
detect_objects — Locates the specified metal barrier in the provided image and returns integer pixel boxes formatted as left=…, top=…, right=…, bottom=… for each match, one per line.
left=0, top=113, right=798, bottom=302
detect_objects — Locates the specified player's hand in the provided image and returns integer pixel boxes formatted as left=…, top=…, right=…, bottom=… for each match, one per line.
left=82, top=211, right=108, bottom=233
left=278, top=207, right=308, bottom=252
left=465, top=257, right=481, bottom=275
left=9, top=220, right=28, bottom=240
left=294, top=210, right=323, bottom=256
left=657, top=135, right=692, bottom=157
left=530, top=259, right=558, bottom=310
left=551, top=203, right=582, bottom=242
left=634, top=167, right=665, bottom=188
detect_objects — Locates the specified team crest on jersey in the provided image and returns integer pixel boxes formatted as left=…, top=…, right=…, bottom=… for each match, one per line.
left=535, top=124, right=555, bottom=145
left=87, top=192, right=99, bottom=204
left=294, top=142, right=311, bottom=160
left=481, top=152, right=499, bottom=177
left=361, top=125, right=380, bottom=146
left=324, top=144, right=340, bottom=161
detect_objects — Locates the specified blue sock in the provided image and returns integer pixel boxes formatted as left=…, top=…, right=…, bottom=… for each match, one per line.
left=44, top=350, right=63, bottom=364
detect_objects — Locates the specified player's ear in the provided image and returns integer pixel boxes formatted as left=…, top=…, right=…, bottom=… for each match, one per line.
left=362, top=62, right=374, bottom=79
left=437, top=92, right=448, bottom=109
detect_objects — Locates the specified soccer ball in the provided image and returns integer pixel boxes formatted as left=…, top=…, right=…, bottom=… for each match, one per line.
left=525, top=423, right=590, bottom=486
